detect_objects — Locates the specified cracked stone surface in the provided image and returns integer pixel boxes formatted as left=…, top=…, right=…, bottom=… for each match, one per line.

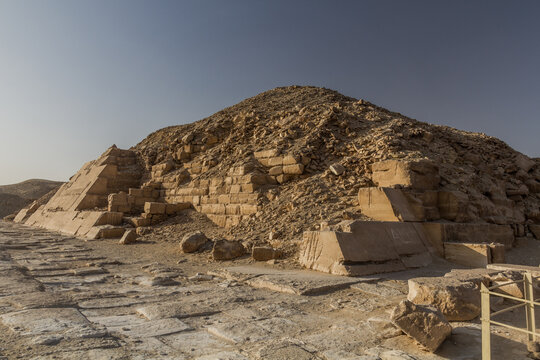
left=0, top=221, right=532, bottom=359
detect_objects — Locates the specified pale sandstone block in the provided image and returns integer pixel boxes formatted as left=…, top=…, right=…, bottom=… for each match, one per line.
left=268, top=166, right=283, bottom=176
left=283, top=164, right=304, bottom=175
left=144, top=202, right=166, bottom=215
left=254, top=149, right=279, bottom=159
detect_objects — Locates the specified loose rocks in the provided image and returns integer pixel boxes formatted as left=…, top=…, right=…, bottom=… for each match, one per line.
left=119, top=229, right=137, bottom=245
left=407, top=276, right=481, bottom=321
left=251, top=246, right=281, bottom=261
left=212, top=240, right=245, bottom=260
left=180, top=231, right=209, bottom=253
left=391, top=300, right=451, bottom=352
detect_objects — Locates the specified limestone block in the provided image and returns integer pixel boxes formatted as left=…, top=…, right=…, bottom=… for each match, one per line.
left=212, top=240, right=245, bottom=260
left=119, top=229, right=138, bottom=245
left=241, top=184, right=260, bottom=193
left=176, top=149, right=190, bottom=160
left=421, top=222, right=514, bottom=251
left=228, top=165, right=254, bottom=176
left=408, top=277, right=481, bottom=321
left=299, top=221, right=431, bottom=276
left=490, top=243, right=506, bottom=263
left=438, top=190, right=470, bottom=221
left=240, top=204, right=258, bottom=215
left=225, top=215, right=243, bottom=228
left=95, top=211, right=123, bottom=226
left=283, top=164, right=304, bottom=175
left=282, top=154, right=300, bottom=165
left=391, top=300, right=451, bottom=352
left=371, top=159, right=440, bottom=190
left=218, top=195, right=231, bottom=204
left=226, top=204, right=240, bottom=215
left=357, top=187, right=424, bottom=222
left=269, top=166, right=283, bottom=176
left=205, top=134, right=219, bottom=145
left=144, top=202, right=166, bottom=215
left=330, top=163, right=345, bottom=176
left=254, top=149, right=279, bottom=159
left=180, top=232, right=208, bottom=253
left=165, top=204, right=178, bottom=215
left=444, top=242, right=491, bottom=267
left=245, top=174, right=268, bottom=185
left=276, top=174, right=295, bottom=184
left=252, top=246, right=281, bottom=261
left=267, top=157, right=284, bottom=167
left=131, top=217, right=151, bottom=227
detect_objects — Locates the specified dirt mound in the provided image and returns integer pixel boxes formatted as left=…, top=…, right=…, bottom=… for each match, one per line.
left=0, top=179, right=63, bottom=218
left=130, top=86, right=539, bottom=254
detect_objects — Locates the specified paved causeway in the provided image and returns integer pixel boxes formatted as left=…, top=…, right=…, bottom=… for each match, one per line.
left=0, top=222, right=529, bottom=360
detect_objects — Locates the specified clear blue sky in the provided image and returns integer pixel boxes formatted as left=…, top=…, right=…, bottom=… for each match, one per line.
left=1, top=0, right=539, bottom=185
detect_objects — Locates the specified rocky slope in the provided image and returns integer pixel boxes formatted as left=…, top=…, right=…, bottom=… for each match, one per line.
left=132, top=86, right=540, bottom=253
left=0, top=179, right=63, bottom=218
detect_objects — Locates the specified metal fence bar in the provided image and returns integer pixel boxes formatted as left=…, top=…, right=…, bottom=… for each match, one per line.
left=481, top=282, right=491, bottom=360
left=490, top=302, right=528, bottom=318
left=489, top=319, right=540, bottom=337
left=482, top=272, right=540, bottom=359
left=525, top=272, right=537, bottom=342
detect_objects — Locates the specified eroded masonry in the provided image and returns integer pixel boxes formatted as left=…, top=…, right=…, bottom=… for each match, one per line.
left=13, top=86, right=540, bottom=276
left=5, top=86, right=540, bottom=359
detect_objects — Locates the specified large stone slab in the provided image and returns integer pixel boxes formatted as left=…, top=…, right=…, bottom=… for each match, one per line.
left=0, top=307, right=106, bottom=339
left=299, top=221, right=432, bottom=276
left=371, top=159, right=440, bottom=190
left=210, top=266, right=367, bottom=295
left=136, top=301, right=219, bottom=320
left=391, top=300, right=451, bottom=352
left=421, top=222, right=514, bottom=251
left=162, top=331, right=234, bottom=358
left=125, top=318, right=193, bottom=338
left=407, top=276, right=481, bottom=321
left=358, top=187, right=424, bottom=222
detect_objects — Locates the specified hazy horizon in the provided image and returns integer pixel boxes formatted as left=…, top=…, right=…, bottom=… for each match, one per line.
left=1, top=0, right=539, bottom=185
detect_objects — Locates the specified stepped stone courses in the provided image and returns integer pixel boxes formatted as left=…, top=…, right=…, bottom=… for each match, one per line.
left=12, top=86, right=540, bottom=275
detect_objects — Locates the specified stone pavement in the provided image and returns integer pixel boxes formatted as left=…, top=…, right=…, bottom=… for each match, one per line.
left=0, top=222, right=530, bottom=360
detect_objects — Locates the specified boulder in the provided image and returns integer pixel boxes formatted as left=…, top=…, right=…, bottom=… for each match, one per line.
left=329, top=163, right=345, bottom=176
left=212, top=240, right=245, bottom=260
left=119, top=229, right=137, bottom=245
left=371, top=159, right=440, bottom=190
left=180, top=232, right=208, bottom=253
left=252, top=246, right=282, bottom=261
left=391, top=300, right=451, bottom=352
left=407, top=276, right=481, bottom=321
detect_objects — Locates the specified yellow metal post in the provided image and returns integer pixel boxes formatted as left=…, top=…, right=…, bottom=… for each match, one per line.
left=525, top=272, right=536, bottom=342
left=481, top=282, right=491, bottom=360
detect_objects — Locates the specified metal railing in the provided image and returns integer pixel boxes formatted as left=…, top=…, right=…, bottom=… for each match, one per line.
left=481, top=272, right=540, bottom=360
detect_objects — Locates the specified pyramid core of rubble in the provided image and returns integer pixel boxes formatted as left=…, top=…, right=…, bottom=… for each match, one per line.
left=15, top=86, right=540, bottom=274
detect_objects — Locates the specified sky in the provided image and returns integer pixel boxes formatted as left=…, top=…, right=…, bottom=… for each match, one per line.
left=0, top=0, right=539, bottom=185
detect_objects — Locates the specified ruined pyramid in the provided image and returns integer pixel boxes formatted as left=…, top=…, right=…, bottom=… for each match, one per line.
left=15, top=86, right=540, bottom=275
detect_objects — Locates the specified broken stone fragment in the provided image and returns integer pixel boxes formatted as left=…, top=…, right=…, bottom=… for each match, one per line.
left=180, top=231, right=208, bottom=253
left=407, top=276, right=481, bottom=321
left=118, top=229, right=138, bottom=245
left=329, top=163, right=345, bottom=176
left=212, top=240, right=245, bottom=261
left=251, top=246, right=281, bottom=261
left=391, top=300, right=451, bottom=352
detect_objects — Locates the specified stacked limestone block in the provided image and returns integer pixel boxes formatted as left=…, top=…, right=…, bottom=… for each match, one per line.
left=15, top=146, right=142, bottom=239
left=300, top=158, right=521, bottom=276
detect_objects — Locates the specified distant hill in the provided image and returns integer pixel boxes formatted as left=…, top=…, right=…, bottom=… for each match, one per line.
left=0, top=179, right=63, bottom=218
